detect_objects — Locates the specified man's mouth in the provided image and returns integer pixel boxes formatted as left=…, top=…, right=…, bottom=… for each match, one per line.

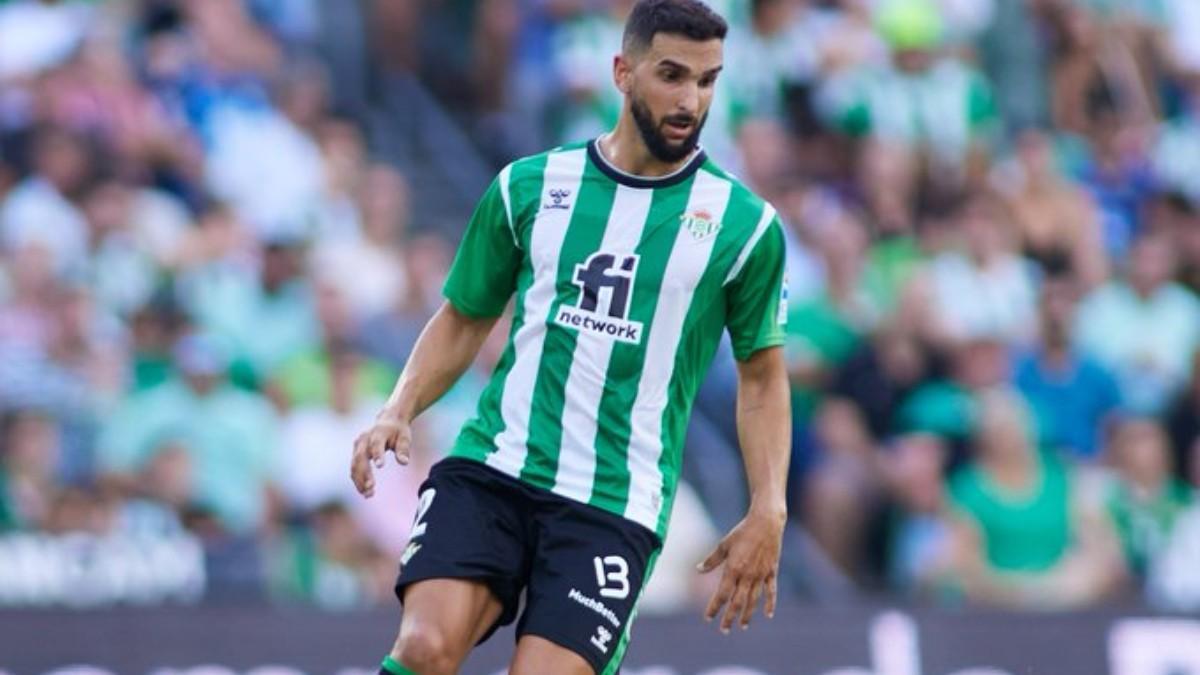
left=662, top=119, right=694, bottom=141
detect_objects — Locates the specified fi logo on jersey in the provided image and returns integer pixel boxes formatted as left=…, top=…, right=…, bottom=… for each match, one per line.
left=555, top=252, right=645, bottom=344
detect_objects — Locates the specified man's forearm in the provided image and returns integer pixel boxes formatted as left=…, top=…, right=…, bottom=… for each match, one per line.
left=735, top=347, right=791, bottom=518
left=380, top=302, right=499, bottom=422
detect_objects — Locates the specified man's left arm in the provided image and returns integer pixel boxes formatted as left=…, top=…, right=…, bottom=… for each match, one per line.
left=698, top=211, right=791, bottom=633
left=697, top=346, right=790, bottom=632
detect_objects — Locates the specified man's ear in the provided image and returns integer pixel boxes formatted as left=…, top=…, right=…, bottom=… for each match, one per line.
left=613, top=54, right=633, bottom=95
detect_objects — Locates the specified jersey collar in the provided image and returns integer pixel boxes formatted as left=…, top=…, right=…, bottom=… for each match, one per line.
left=587, top=137, right=707, bottom=189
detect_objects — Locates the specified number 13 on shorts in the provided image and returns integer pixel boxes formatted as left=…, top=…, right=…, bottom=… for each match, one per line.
left=593, top=555, right=630, bottom=599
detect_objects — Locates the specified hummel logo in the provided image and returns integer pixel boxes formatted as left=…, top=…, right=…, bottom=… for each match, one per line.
left=400, top=542, right=422, bottom=566
left=544, top=188, right=572, bottom=210
left=591, top=625, right=613, bottom=653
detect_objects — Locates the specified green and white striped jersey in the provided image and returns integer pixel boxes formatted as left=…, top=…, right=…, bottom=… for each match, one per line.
left=442, top=139, right=787, bottom=538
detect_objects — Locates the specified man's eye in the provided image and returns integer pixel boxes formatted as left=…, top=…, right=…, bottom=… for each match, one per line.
left=661, top=70, right=681, bottom=82
left=699, top=75, right=716, bottom=87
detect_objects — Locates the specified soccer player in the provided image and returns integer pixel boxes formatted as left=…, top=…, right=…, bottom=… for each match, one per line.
left=350, top=1, right=790, bottom=673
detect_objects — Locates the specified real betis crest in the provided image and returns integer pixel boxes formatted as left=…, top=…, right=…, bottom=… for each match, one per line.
left=681, top=210, right=720, bottom=241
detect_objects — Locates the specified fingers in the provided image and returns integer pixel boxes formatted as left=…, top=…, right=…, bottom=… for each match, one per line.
left=710, top=573, right=775, bottom=633
left=366, top=420, right=409, bottom=466
left=352, top=420, right=414, bottom=497
left=699, top=516, right=783, bottom=632
left=703, top=572, right=734, bottom=629
left=720, top=577, right=752, bottom=634
left=350, top=435, right=375, bottom=498
left=765, top=573, right=778, bottom=620
left=739, top=579, right=764, bottom=630
left=389, top=425, right=411, bottom=465
left=366, top=429, right=385, bottom=469
left=696, top=541, right=728, bottom=574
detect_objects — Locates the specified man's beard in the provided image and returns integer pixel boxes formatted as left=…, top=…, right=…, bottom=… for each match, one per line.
left=630, top=94, right=707, bottom=164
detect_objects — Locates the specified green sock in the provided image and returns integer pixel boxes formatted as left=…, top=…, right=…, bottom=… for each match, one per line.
left=380, top=655, right=416, bottom=675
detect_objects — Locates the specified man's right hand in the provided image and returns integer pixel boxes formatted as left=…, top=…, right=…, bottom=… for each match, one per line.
left=351, top=415, right=413, bottom=498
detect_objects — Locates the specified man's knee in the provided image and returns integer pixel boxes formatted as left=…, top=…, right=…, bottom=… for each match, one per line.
left=393, top=625, right=461, bottom=675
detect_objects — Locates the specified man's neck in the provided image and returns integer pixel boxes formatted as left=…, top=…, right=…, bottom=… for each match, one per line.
left=1041, top=342, right=1071, bottom=368
left=598, top=120, right=697, bottom=179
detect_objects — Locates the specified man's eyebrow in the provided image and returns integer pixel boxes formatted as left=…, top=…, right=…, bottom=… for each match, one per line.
left=655, top=60, right=723, bottom=78
left=656, top=58, right=691, bottom=73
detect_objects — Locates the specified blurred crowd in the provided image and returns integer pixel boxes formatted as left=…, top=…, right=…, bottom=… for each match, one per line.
left=0, top=0, right=467, bottom=609
left=3, top=0, right=1200, bottom=615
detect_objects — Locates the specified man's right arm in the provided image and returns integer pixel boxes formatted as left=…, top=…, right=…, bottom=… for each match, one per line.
left=352, top=168, right=522, bottom=497
left=351, top=302, right=499, bottom=497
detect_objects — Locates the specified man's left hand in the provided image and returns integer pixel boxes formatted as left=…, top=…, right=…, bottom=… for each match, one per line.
left=697, top=506, right=785, bottom=633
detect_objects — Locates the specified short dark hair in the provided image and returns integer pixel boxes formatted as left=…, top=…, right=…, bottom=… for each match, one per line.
left=622, top=0, right=728, bottom=54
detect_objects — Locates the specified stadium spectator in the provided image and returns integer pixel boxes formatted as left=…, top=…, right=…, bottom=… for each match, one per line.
left=946, top=389, right=1124, bottom=608
left=1075, top=232, right=1200, bottom=414
left=881, top=433, right=954, bottom=598
left=784, top=208, right=875, bottom=424
left=1104, top=419, right=1193, bottom=581
left=0, top=126, right=93, bottom=277
left=818, top=0, right=997, bottom=230
left=267, top=501, right=395, bottom=610
left=1074, top=112, right=1158, bottom=261
left=356, top=234, right=454, bottom=371
left=309, top=163, right=410, bottom=320
left=1153, top=77, right=1200, bottom=205
left=0, top=409, right=61, bottom=531
left=0, top=0, right=92, bottom=81
left=1014, top=272, right=1122, bottom=461
left=181, top=232, right=319, bottom=388
left=832, top=319, right=930, bottom=441
left=921, top=192, right=1038, bottom=347
left=896, top=336, right=1009, bottom=457
left=551, top=0, right=630, bottom=144
left=992, top=128, right=1108, bottom=288
left=79, top=175, right=191, bottom=318
left=724, top=0, right=822, bottom=127
left=1148, top=492, right=1200, bottom=611
left=1153, top=191, right=1200, bottom=297
left=975, top=0, right=1048, bottom=131
left=115, top=440, right=192, bottom=537
left=97, top=331, right=279, bottom=535
left=1048, top=2, right=1156, bottom=139
left=268, top=281, right=394, bottom=411
left=276, top=343, right=388, bottom=515
left=802, top=398, right=884, bottom=580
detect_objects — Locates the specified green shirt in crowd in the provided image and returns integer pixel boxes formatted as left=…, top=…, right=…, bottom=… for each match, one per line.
left=1106, top=478, right=1193, bottom=577
left=950, top=452, right=1072, bottom=573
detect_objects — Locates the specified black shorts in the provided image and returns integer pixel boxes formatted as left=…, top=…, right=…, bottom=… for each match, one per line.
left=395, top=457, right=662, bottom=674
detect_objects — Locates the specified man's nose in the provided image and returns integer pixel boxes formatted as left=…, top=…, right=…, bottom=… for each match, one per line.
left=676, top=81, right=699, bottom=116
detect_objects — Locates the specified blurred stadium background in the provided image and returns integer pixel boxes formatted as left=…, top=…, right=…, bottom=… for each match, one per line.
left=1, top=0, right=1200, bottom=673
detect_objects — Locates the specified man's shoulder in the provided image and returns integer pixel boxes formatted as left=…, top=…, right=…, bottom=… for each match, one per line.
left=497, top=142, right=591, bottom=205
left=505, top=142, right=589, bottom=176
left=696, top=160, right=774, bottom=223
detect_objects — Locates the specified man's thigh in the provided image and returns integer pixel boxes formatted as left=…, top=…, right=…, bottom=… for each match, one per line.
left=516, top=497, right=660, bottom=675
left=392, top=578, right=505, bottom=662
left=395, top=458, right=533, bottom=641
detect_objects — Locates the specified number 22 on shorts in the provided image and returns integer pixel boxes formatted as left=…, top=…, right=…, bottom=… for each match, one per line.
left=400, top=489, right=436, bottom=567
left=411, top=488, right=437, bottom=538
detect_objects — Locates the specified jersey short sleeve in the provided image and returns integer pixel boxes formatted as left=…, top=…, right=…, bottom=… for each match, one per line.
left=724, top=217, right=788, bottom=361
left=442, top=172, right=523, bottom=318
